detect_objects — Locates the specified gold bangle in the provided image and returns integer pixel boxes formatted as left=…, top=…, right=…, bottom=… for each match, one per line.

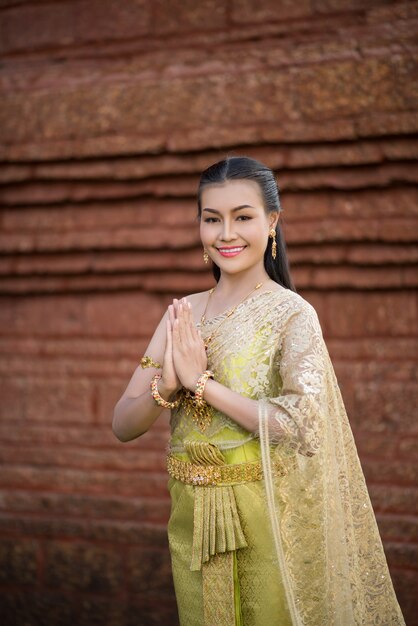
left=150, top=374, right=180, bottom=409
left=140, top=355, right=162, bottom=369
left=194, top=370, right=214, bottom=406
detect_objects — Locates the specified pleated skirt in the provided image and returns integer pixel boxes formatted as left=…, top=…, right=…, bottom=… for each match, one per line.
left=167, top=477, right=292, bottom=626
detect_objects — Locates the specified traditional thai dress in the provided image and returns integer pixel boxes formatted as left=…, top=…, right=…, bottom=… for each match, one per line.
left=166, top=288, right=405, bottom=626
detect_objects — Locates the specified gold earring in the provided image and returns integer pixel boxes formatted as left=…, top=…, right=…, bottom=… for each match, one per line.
left=203, top=249, right=209, bottom=264
left=269, top=228, right=277, bottom=260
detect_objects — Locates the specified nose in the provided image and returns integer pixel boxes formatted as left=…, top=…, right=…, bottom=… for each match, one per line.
left=220, top=219, right=236, bottom=241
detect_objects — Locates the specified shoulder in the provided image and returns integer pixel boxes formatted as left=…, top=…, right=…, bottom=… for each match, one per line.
left=273, top=288, right=323, bottom=332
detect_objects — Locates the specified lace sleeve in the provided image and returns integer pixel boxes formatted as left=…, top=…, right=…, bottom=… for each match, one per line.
left=258, top=302, right=327, bottom=457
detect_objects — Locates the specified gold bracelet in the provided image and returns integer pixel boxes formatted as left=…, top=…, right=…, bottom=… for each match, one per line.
left=194, top=370, right=214, bottom=406
left=150, top=374, right=180, bottom=409
left=140, top=355, right=162, bottom=369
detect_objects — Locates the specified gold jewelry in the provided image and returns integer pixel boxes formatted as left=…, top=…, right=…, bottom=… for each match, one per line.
left=167, top=454, right=287, bottom=486
left=140, top=355, right=162, bottom=369
left=177, top=387, right=215, bottom=432
left=150, top=373, right=180, bottom=409
left=200, top=282, right=264, bottom=348
left=203, top=249, right=209, bottom=264
left=269, top=228, right=277, bottom=260
left=194, top=370, right=214, bottom=406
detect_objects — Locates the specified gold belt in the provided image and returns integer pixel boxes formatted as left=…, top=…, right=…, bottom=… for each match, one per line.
left=166, top=453, right=286, bottom=486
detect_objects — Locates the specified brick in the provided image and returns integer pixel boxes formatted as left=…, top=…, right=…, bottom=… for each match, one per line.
left=0, top=512, right=170, bottom=547
left=0, top=538, right=38, bottom=584
left=362, top=459, right=418, bottom=486
left=0, top=337, right=149, bottom=362
left=84, top=292, right=166, bottom=337
left=0, top=293, right=86, bottom=336
left=0, top=176, right=198, bottom=206
left=385, top=541, right=418, bottom=571
left=1, top=55, right=416, bottom=146
left=0, top=377, right=93, bottom=423
left=0, top=445, right=167, bottom=473
left=0, top=589, right=127, bottom=626
left=44, top=541, right=123, bottom=592
left=376, top=514, right=418, bottom=543
left=0, top=3, right=76, bottom=54
left=369, top=485, right=418, bottom=515
left=294, top=57, right=417, bottom=121
left=350, top=381, right=418, bottom=434
left=325, top=292, right=417, bottom=337
left=1, top=200, right=196, bottom=231
left=0, top=292, right=166, bottom=337
left=314, top=0, right=385, bottom=11
left=123, top=603, right=180, bottom=626
left=0, top=423, right=169, bottom=449
left=399, top=438, right=418, bottom=460
left=352, top=431, right=400, bottom=459
left=0, top=226, right=200, bottom=254
left=0, top=490, right=170, bottom=524
left=231, top=0, right=312, bottom=22
left=154, top=0, right=226, bottom=33
left=0, top=466, right=170, bottom=498
left=335, top=360, right=416, bottom=385
left=0, top=248, right=206, bottom=278
left=0, top=271, right=214, bottom=296
left=296, top=265, right=416, bottom=290
left=326, top=338, right=418, bottom=361
left=0, top=150, right=212, bottom=183
left=126, top=547, right=175, bottom=595
left=328, top=187, right=418, bottom=220
left=76, top=0, right=151, bottom=42
left=391, top=570, right=418, bottom=626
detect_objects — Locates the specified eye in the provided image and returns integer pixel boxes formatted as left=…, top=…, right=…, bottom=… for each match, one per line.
left=203, top=217, right=219, bottom=223
left=237, top=215, right=252, bottom=221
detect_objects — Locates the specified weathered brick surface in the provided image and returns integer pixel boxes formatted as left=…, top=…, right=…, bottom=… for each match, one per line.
left=44, top=541, right=124, bottom=592
left=0, top=1, right=417, bottom=624
left=0, top=538, right=39, bottom=585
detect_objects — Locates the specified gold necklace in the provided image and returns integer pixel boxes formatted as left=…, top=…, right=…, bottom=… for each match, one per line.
left=200, top=282, right=263, bottom=348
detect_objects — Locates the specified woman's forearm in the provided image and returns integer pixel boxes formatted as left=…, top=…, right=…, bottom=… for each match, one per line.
left=201, top=378, right=259, bottom=432
left=112, top=380, right=174, bottom=442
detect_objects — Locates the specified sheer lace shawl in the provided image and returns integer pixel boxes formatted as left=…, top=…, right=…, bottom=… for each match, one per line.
left=256, top=293, right=405, bottom=625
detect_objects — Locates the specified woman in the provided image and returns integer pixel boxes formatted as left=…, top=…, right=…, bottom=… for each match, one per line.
left=112, top=156, right=405, bottom=625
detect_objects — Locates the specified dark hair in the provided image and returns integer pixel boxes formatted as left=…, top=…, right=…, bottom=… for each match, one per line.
left=197, top=155, right=297, bottom=292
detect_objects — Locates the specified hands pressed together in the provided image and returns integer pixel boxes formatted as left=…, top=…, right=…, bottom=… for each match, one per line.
left=162, top=297, right=208, bottom=395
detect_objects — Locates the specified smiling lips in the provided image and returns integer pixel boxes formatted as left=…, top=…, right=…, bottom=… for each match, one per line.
left=216, top=246, right=246, bottom=258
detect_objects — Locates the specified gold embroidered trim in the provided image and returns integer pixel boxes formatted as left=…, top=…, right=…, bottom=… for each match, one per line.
left=167, top=453, right=287, bottom=486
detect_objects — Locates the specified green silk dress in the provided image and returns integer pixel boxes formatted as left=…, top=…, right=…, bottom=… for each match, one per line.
left=166, top=288, right=405, bottom=626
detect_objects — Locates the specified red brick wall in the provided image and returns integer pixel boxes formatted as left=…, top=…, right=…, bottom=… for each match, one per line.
left=0, top=1, right=417, bottom=624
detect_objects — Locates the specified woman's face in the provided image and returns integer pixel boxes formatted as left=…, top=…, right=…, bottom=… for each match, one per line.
left=200, top=179, right=278, bottom=276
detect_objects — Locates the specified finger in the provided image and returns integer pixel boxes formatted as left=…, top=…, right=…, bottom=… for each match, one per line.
left=181, top=299, right=194, bottom=344
left=165, top=319, right=172, bottom=353
left=185, top=300, right=198, bottom=341
left=176, top=302, right=186, bottom=344
left=168, top=304, right=175, bottom=328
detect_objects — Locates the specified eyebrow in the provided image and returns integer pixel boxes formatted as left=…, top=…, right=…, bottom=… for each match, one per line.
left=202, top=204, right=256, bottom=214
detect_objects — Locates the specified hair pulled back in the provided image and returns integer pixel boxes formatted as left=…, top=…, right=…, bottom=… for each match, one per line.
left=197, top=155, right=297, bottom=292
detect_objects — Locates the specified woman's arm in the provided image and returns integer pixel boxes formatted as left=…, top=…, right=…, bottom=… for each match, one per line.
left=199, top=379, right=260, bottom=431
left=112, top=305, right=181, bottom=442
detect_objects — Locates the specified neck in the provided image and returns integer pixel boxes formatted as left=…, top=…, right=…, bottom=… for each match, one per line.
left=215, top=264, right=271, bottom=300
